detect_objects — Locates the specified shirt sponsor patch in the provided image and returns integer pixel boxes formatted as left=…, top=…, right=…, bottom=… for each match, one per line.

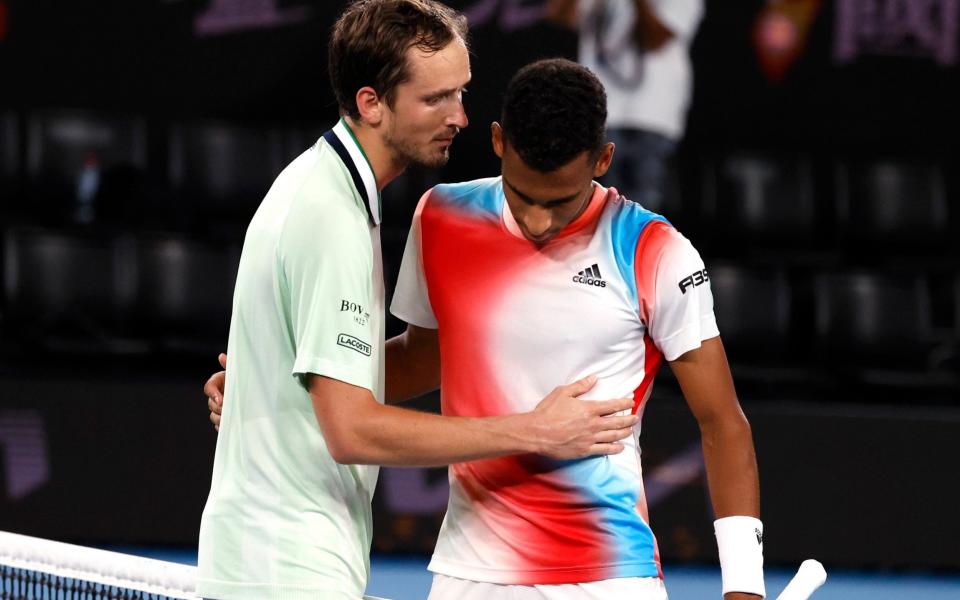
left=337, top=333, right=372, bottom=356
left=678, top=269, right=709, bottom=294
left=341, top=299, right=370, bottom=325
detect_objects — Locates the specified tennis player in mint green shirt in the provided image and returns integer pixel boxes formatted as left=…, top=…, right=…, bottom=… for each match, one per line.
left=197, top=2, right=637, bottom=599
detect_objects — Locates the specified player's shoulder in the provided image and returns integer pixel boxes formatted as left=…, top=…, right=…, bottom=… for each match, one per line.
left=280, top=160, right=370, bottom=247
left=605, top=193, right=704, bottom=272
left=607, top=194, right=674, bottom=252
left=426, top=177, right=503, bottom=217
left=608, top=194, right=670, bottom=229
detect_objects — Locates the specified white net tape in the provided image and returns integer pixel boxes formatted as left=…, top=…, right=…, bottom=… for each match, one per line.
left=0, top=531, right=198, bottom=599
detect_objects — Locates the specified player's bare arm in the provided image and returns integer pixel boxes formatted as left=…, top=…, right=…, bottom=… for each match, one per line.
left=209, top=323, right=637, bottom=440
left=205, top=344, right=639, bottom=461
left=203, top=321, right=437, bottom=428
left=205, top=323, right=438, bottom=428
left=385, top=324, right=441, bottom=404
left=309, top=373, right=639, bottom=466
left=670, top=335, right=762, bottom=600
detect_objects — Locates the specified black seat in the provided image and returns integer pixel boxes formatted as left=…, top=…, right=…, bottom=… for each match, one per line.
left=955, top=273, right=960, bottom=338
left=813, top=270, right=933, bottom=368
left=2, top=228, right=120, bottom=346
left=707, top=154, right=817, bottom=250
left=131, top=234, right=240, bottom=352
left=709, top=263, right=792, bottom=359
left=0, top=111, right=19, bottom=199
left=836, top=160, right=949, bottom=251
left=168, top=122, right=284, bottom=228
left=25, top=110, right=147, bottom=223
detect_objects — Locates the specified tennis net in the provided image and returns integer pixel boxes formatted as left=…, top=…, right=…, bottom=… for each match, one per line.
left=0, top=531, right=198, bottom=599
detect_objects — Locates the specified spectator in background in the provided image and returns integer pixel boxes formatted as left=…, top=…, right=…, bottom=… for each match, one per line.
left=546, top=0, right=704, bottom=212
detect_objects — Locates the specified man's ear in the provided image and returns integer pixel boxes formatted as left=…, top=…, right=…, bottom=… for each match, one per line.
left=355, top=86, right=384, bottom=126
left=592, top=142, right=615, bottom=178
left=491, top=122, right=505, bottom=158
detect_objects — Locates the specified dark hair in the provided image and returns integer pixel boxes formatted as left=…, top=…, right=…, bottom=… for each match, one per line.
left=501, top=58, right=607, bottom=172
left=329, top=0, right=469, bottom=120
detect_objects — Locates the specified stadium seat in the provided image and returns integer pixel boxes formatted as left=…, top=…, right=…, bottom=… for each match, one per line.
left=813, top=270, right=933, bottom=368
left=836, top=160, right=949, bottom=250
left=709, top=262, right=792, bottom=359
left=131, top=234, right=240, bottom=351
left=706, top=154, right=817, bottom=249
left=168, top=121, right=285, bottom=227
left=2, top=228, right=120, bottom=343
left=25, top=110, right=147, bottom=223
left=0, top=111, right=19, bottom=197
left=953, top=271, right=960, bottom=340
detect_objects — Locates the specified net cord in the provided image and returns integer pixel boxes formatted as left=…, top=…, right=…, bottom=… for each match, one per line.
left=0, top=531, right=199, bottom=599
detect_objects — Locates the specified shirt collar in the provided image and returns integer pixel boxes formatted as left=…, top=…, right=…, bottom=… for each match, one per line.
left=322, top=118, right=382, bottom=226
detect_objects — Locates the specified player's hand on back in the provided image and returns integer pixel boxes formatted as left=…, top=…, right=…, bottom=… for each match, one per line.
left=204, top=353, right=227, bottom=431
left=529, top=375, right=638, bottom=460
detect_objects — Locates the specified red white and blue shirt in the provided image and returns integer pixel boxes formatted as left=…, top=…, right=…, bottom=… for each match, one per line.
left=391, top=178, right=718, bottom=585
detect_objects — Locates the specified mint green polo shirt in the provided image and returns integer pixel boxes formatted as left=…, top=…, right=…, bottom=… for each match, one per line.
left=198, top=119, right=385, bottom=600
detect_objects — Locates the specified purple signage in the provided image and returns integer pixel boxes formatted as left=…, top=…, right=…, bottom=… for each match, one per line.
left=463, top=0, right=545, bottom=32
left=0, top=410, right=50, bottom=501
left=194, top=0, right=311, bottom=37
left=834, top=0, right=959, bottom=65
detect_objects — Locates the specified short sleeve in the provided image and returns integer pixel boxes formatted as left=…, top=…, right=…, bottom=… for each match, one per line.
left=390, top=190, right=438, bottom=329
left=280, top=198, right=376, bottom=392
left=650, top=0, right=704, bottom=40
left=637, top=222, right=718, bottom=361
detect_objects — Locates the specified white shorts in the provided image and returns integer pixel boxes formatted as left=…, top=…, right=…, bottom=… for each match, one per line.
left=427, top=574, right=668, bottom=600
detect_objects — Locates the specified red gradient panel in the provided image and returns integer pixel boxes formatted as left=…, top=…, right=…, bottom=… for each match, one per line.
left=632, top=220, right=672, bottom=415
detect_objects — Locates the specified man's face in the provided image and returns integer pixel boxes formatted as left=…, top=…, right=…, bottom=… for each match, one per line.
left=493, top=123, right=614, bottom=245
left=382, top=39, right=471, bottom=169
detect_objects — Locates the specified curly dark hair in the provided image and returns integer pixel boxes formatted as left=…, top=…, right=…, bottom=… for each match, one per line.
left=501, top=58, right=607, bottom=173
left=330, top=0, right=469, bottom=120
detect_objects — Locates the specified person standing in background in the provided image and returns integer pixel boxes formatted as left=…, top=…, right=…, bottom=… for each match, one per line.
left=546, top=0, right=704, bottom=212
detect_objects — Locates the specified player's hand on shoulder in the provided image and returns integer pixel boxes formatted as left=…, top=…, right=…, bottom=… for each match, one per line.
left=204, top=353, right=228, bottom=431
left=530, top=375, right=638, bottom=460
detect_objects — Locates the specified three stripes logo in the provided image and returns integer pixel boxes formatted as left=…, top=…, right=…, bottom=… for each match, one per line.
left=573, top=263, right=607, bottom=288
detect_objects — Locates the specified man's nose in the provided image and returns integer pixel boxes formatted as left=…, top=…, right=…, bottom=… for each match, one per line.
left=522, top=206, right=553, bottom=238
left=447, top=98, right=468, bottom=129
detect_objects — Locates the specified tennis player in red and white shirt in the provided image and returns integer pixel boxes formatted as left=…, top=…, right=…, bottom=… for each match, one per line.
left=388, top=60, right=763, bottom=600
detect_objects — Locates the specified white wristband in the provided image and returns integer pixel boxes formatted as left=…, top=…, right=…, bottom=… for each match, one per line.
left=714, top=516, right=765, bottom=598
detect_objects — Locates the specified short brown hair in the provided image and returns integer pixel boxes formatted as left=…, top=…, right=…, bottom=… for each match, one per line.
left=329, top=0, right=469, bottom=120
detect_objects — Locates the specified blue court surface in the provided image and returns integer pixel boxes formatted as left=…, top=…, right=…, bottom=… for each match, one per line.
left=135, top=548, right=960, bottom=599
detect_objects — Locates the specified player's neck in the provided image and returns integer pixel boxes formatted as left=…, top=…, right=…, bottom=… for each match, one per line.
left=343, top=116, right=406, bottom=191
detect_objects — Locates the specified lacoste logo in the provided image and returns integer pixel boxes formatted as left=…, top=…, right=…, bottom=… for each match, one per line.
left=756, top=528, right=763, bottom=546
left=572, top=263, right=607, bottom=288
left=337, top=334, right=371, bottom=356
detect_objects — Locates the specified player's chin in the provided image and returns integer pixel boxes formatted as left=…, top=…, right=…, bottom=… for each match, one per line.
left=415, top=149, right=451, bottom=169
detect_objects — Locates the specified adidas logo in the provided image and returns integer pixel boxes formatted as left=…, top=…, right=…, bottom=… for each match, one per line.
left=572, top=263, right=607, bottom=288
